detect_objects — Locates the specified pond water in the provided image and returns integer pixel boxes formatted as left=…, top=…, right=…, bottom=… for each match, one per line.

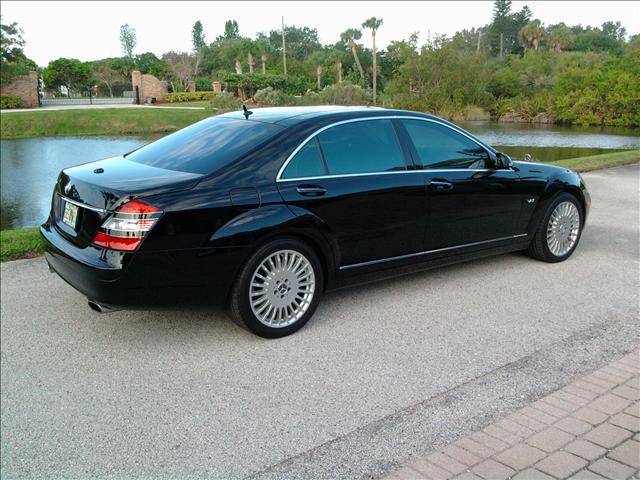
left=1, top=122, right=639, bottom=230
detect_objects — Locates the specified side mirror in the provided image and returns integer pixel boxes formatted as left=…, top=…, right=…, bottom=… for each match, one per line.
left=495, top=152, right=513, bottom=169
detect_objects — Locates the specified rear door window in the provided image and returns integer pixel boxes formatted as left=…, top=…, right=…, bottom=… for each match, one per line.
left=126, top=117, right=282, bottom=174
left=317, top=119, right=406, bottom=175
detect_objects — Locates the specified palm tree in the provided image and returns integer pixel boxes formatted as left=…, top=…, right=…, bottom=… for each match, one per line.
left=362, top=17, right=383, bottom=104
left=547, top=26, right=574, bottom=52
left=340, top=28, right=364, bottom=81
left=518, top=20, right=545, bottom=51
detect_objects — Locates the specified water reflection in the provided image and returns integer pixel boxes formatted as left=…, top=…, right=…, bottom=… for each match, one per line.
left=0, top=136, right=151, bottom=229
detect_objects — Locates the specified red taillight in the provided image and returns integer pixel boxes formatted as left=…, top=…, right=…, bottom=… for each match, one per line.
left=92, top=199, right=162, bottom=251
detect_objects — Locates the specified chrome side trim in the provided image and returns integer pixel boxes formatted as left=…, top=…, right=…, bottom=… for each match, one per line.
left=278, top=168, right=491, bottom=183
left=276, top=115, right=493, bottom=182
left=339, top=234, right=528, bottom=270
left=57, top=194, right=107, bottom=213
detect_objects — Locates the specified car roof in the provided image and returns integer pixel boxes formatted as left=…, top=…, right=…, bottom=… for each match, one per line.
left=218, top=105, right=433, bottom=126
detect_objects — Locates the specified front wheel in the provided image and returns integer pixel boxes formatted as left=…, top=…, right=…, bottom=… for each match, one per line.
left=526, top=193, right=583, bottom=263
left=227, top=238, right=323, bottom=338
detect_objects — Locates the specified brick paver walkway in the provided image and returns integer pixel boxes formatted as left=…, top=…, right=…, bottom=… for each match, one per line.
left=386, top=350, right=639, bottom=480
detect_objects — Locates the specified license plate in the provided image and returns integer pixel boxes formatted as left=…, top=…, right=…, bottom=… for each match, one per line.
left=62, top=201, right=79, bottom=229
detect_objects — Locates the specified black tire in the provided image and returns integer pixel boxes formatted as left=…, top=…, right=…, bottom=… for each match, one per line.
left=227, top=237, right=324, bottom=338
left=526, top=192, right=583, bottom=263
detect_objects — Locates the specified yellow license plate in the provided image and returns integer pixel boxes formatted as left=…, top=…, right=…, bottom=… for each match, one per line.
left=62, top=201, right=79, bottom=229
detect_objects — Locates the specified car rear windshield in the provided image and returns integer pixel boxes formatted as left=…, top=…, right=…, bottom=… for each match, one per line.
left=126, top=117, right=282, bottom=175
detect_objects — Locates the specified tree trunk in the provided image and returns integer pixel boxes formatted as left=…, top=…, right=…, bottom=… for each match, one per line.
left=248, top=52, right=254, bottom=73
left=336, top=60, right=342, bottom=83
left=316, top=65, right=322, bottom=90
left=261, top=54, right=267, bottom=74
left=106, top=83, right=113, bottom=98
left=372, top=30, right=377, bottom=104
left=499, top=32, right=504, bottom=57
left=476, top=31, right=482, bottom=55
left=350, top=40, right=365, bottom=80
left=235, top=59, right=243, bottom=74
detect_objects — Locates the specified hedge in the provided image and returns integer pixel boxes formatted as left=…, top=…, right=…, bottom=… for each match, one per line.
left=219, top=73, right=309, bottom=96
left=165, top=91, right=214, bottom=102
left=0, top=95, right=23, bottom=109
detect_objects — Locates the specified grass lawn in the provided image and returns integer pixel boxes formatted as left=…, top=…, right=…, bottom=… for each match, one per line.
left=549, top=149, right=640, bottom=172
left=0, top=108, right=213, bottom=139
left=0, top=150, right=637, bottom=262
left=0, top=228, right=45, bottom=262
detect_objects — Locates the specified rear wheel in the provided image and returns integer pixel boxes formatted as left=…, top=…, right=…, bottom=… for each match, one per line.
left=227, top=238, right=323, bottom=338
left=526, top=193, right=583, bottom=263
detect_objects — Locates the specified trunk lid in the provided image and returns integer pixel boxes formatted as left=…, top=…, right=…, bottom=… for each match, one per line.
left=51, top=156, right=202, bottom=247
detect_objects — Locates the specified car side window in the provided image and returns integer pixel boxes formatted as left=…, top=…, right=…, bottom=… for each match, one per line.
left=281, top=138, right=327, bottom=179
left=402, top=119, right=489, bottom=169
left=317, top=119, right=406, bottom=175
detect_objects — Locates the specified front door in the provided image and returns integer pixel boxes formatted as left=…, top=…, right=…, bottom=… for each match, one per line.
left=399, top=118, right=524, bottom=252
left=277, top=118, right=426, bottom=267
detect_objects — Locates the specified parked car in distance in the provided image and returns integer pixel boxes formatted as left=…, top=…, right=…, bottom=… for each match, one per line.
left=41, top=106, right=591, bottom=337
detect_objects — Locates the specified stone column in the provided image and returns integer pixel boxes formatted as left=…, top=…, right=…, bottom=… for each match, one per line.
left=131, top=70, right=142, bottom=104
left=187, top=81, right=196, bottom=93
left=212, top=81, right=222, bottom=93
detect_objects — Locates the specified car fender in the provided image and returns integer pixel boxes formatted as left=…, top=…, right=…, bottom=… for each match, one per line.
left=526, top=169, right=587, bottom=235
left=209, top=204, right=338, bottom=286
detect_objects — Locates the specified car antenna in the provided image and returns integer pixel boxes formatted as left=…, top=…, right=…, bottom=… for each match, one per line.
left=242, top=104, right=253, bottom=120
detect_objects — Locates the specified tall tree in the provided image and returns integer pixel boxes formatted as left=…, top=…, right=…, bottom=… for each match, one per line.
left=120, top=24, right=137, bottom=58
left=362, top=17, right=383, bottom=103
left=162, top=51, right=193, bottom=92
left=43, top=58, right=91, bottom=96
left=192, top=20, right=206, bottom=76
left=224, top=20, right=240, bottom=39
left=0, top=17, right=25, bottom=62
left=92, top=60, right=125, bottom=97
left=0, top=17, right=37, bottom=86
left=340, top=28, right=364, bottom=80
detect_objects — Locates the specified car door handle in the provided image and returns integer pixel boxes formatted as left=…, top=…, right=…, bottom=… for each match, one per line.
left=429, top=180, right=454, bottom=192
left=296, top=185, right=327, bottom=196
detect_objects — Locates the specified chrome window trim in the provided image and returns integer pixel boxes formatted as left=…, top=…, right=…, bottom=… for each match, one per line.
left=275, top=115, right=493, bottom=182
left=339, top=233, right=528, bottom=270
left=56, top=193, right=107, bottom=213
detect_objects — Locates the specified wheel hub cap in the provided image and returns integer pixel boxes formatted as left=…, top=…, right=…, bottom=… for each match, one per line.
left=546, top=201, right=580, bottom=257
left=249, top=249, right=316, bottom=328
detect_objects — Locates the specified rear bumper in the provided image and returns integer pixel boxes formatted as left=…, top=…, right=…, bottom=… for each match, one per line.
left=40, top=223, right=247, bottom=307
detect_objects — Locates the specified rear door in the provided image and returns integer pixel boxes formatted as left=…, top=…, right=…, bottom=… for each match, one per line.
left=399, top=119, right=524, bottom=252
left=277, top=118, right=426, bottom=267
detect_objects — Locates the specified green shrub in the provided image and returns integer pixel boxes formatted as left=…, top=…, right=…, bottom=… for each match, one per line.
left=315, top=83, right=371, bottom=106
left=0, top=95, right=23, bottom=109
left=165, top=91, right=214, bottom=102
left=195, top=78, right=212, bottom=91
left=209, top=91, right=242, bottom=111
left=253, top=87, right=294, bottom=106
left=219, top=73, right=308, bottom=96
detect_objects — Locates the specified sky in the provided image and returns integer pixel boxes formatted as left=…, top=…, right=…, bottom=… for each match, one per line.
left=3, top=1, right=639, bottom=67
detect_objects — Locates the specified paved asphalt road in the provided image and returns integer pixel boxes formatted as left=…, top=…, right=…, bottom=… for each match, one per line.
left=1, top=164, right=639, bottom=480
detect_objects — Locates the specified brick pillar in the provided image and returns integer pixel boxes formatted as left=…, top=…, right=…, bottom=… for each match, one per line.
left=212, top=81, right=222, bottom=93
left=131, top=70, right=142, bottom=104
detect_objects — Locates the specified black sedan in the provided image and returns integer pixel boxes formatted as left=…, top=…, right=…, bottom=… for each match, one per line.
left=41, top=106, right=590, bottom=337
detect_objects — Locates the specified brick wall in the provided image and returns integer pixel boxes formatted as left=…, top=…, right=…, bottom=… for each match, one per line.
left=131, top=70, right=168, bottom=103
left=1, top=71, right=39, bottom=108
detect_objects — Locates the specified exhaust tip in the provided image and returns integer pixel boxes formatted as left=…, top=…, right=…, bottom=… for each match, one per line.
left=88, top=300, right=115, bottom=313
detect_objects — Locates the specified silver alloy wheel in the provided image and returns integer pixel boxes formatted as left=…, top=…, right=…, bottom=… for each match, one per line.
left=546, top=201, right=580, bottom=257
left=249, top=249, right=316, bottom=328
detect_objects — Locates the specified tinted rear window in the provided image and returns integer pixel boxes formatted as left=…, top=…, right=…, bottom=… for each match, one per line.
left=126, top=117, right=282, bottom=174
